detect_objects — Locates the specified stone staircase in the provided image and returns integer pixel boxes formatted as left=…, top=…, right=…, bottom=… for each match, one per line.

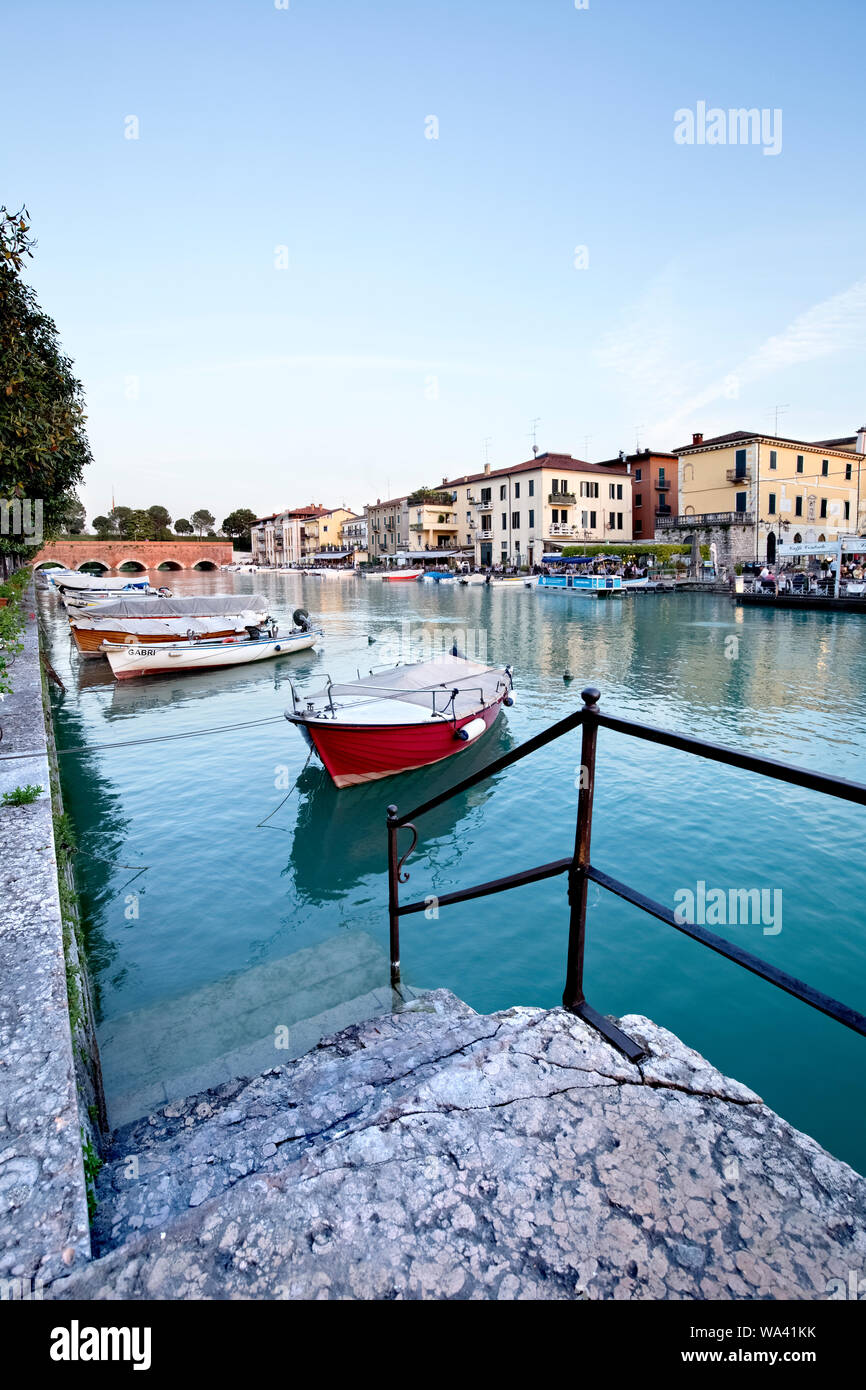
left=98, top=931, right=412, bottom=1128
left=48, top=991, right=866, bottom=1300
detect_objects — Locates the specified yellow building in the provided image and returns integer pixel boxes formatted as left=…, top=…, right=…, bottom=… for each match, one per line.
left=671, top=428, right=866, bottom=565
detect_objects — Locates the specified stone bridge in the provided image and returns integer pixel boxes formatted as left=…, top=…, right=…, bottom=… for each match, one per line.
left=31, top=538, right=233, bottom=573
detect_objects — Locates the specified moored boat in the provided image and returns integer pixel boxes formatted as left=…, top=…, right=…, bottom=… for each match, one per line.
left=285, top=653, right=514, bottom=787
left=381, top=568, right=424, bottom=582
left=103, top=617, right=319, bottom=679
left=69, top=593, right=272, bottom=657
left=537, top=573, right=623, bottom=598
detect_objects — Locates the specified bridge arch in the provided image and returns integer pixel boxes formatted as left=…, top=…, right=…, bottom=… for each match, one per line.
left=76, top=559, right=110, bottom=573
left=33, top=559, right=67, bottom=571
left=117, top=559, right=147, bottom=572
left=157, top=559, right=184, bottom=570
left=192, top=558, right=218, bottom=570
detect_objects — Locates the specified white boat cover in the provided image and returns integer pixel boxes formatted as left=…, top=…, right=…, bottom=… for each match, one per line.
left=305, top=655, right=510, bottom=719
left=70, top=594, right=268, bottom=622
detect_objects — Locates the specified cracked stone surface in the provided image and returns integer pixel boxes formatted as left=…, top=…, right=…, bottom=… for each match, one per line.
left=48, top=989, right=865, bottom=1300
left=0, top=593, right=91, bottom=1283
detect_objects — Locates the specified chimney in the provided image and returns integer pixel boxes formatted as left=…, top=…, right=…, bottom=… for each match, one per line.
left=692, top=432, right=704, bottom=447
left=857, top=426, right=866, bottom=455
left=484, top=462, right=491, bottom=475
left=442, top=477, right=448, bottom=486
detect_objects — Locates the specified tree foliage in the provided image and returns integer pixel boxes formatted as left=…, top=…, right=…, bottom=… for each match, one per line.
left=191, top=508, right=215, bottom=536
left=174, top=517, right=193, bottom=535
left=0, top=207, right=92, bottom=558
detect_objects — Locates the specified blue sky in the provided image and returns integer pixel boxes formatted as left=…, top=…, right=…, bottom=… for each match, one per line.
left=4, top=0, right=865, bottom=524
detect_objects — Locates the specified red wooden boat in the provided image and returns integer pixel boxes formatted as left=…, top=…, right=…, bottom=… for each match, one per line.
left=285, top=654, right=514, bottom=787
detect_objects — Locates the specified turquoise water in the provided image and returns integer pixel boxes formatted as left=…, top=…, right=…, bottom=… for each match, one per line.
left=42, top=574, right=866, bottom=1169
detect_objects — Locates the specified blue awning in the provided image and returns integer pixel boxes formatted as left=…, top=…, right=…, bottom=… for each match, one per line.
left=541, top=554, right=596, bottom=564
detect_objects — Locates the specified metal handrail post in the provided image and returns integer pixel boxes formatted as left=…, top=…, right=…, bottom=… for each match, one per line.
left=563, top=688, right=600, bottom=1011
left=386, top=804, right=401, bottom=985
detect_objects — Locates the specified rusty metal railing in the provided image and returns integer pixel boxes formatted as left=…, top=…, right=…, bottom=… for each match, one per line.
left=386, top=687, right=866, bottom=1062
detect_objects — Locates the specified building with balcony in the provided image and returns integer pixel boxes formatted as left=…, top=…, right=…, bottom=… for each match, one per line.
left=441, top=452, right=632, bottom=567
left=364, top=496, right=410, bottom=563
left=595, top=449, right=678, bottom=540
left=669, top=428, right=866, bottom=567
left=251, top=504, right=351, bottom=566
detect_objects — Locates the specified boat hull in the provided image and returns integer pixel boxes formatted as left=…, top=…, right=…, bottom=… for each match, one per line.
left=105, top=632, right=317, bottom=679
left=295, top=699, right=504, bottom=787
left=71, top=624, right=246, bottom=657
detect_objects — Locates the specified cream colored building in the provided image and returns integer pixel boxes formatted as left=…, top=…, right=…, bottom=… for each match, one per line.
left=443, top=452, right=632, bottom=567
left=670, top=428, right=866, bottom=565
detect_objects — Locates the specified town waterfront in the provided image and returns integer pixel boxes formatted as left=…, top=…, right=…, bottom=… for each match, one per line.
left=41, top=575, right=866, bottom=1172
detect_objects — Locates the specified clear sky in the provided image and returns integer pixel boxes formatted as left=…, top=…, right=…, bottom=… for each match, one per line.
left=4, top=0, right=865, bottom=526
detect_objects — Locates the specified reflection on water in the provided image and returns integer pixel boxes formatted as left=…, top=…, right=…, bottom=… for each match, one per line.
left=40, top=572, right=866, bottom=1168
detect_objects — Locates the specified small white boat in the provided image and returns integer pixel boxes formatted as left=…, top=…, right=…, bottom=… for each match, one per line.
left=103, top=621, right=319, bottom=680
left=381, top=568, right=424, bottom=583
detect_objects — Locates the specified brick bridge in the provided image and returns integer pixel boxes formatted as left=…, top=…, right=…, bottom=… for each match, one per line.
left=32, top=538, right=233, bottom=573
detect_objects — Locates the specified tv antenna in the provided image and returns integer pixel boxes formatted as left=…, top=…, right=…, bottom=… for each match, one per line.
left=580, top=434, right=592, bottom=459
left=768, top=404, right=789, bottom=436
left=482, top=437, right=492, bottom=467
left=529, top=417, right=541, bottom=456
left=634, top=424, right=644, bottom=452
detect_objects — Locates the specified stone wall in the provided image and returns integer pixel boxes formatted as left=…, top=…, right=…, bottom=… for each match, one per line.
left=0, top=587, right=94, bottom=1286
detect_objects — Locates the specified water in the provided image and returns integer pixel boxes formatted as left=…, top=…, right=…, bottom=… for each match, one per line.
left=41, top=573, right=866, bottom=1169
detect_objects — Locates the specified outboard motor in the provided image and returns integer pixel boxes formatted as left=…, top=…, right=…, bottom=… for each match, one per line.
left=244, top=624, right=261, bottom=641
left=292, top=607, right=311, bottom=631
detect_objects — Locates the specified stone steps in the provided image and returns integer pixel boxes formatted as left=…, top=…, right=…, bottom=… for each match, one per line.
left=89, top=988, right=477, bottom=1255
left=97, top=931, right=411, bottom=1129
left=51, top=993, right=866, bottom=1300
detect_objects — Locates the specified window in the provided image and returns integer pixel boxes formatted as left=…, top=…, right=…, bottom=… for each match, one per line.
left=635, top=493, right=643, bottom=507
left=514, top=482, right=520, bottom=499
left=581, top=511, right=588, bottom=528
left=589, top=511, right=596, bottom=528
left=609, top=484, right=616, bottom=499
left=561, top=510, right=568, bottom=522
left=634, top=520, right=643, bottom=534
left=658, top=467, right=666, bottom=483
left=501, top=513, right=507, bottom=529
left=500, top=485, right=507, bottom=500
left=769, top=450, right=777, bottom=470
left=768, top=493, right=776, bottom=515
left=552, top=509, right=559, bottom=523
left=608, top=511, right=615, bottom=528
left=528, top=509, right=535, bottom=529
left=735, top=492, right=747, bottom=513
left=528, top=479, right=534, bottom=496
left=796, top=455, right=804, bottom=473
left=734, top=449, right=747, bottom=476
left=795, top=496, right=803, bottom=517
left=845, top=501, right=851, bottom=520
left=617, top=513, right=623, bottom=530
left=511, top=512, right=520, bottom=530
left=481, top=487, right=491, bottom=504
left=821, top=459, right=829, bottom=476
left=845, top=462, right=853, bottom=480
left=551, top=479, right=560, bottom=494
left=635, top=468, right=642, bottom=481
left=617, top=484, right=623, bottom=499
left=820, top=498, right=828, bottom=518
